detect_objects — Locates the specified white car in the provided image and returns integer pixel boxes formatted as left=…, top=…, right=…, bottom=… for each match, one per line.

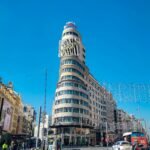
left=112, top=141, right=132, bottom=150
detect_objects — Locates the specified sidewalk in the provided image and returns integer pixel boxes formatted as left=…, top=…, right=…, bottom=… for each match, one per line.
left=63, top=146, right=112, bottom=150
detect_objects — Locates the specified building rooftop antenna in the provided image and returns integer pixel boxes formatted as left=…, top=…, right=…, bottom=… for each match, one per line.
left=42, top=69, right=47, bottom=131
left=44, top=69, right=47, bottom=115
left=41, top=69, right=47, bottom=149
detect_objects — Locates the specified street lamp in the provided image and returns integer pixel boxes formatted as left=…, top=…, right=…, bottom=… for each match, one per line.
left=105, top=122, right=108, bottom=150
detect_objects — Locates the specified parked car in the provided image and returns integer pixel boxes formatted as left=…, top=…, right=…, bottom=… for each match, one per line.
left=112, top=141, right=132, bottom=150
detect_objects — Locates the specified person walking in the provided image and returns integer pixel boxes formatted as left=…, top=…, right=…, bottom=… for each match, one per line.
left=10, top=141, right=18, bottom=150
left=9, top=141, right=14, bottom=150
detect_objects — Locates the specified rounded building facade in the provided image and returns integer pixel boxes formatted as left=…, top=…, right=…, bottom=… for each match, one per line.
left=52, top=22, right=92, bottom=145
left=52, top=22, right=117, bottom=146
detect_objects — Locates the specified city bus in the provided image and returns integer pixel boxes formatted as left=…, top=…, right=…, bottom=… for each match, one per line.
left=123, top=132, right=148, bottom=148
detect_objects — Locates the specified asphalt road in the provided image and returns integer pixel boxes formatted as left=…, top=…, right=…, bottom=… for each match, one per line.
left=63, top=147, right=112, bottom=150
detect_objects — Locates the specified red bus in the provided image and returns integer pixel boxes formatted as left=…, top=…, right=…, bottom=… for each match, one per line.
left=123, top=132, right=148, bottom=148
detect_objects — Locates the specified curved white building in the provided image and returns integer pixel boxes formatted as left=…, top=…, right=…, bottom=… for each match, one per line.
left=52, top=22, right=116, bottom=146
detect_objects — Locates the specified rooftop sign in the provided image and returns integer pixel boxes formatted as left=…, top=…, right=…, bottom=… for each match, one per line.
left=64, top=22, right=77, bottom=29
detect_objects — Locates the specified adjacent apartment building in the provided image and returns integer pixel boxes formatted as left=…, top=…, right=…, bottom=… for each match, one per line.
left=115, top=109, right=145, bottom=139
left=0, top=81, right=23, bottom=134
left=0, top=80, right=37, bottom=137
left=51, top=22, right=116, bottom=146
left=22, top=104, right=36, bottom=136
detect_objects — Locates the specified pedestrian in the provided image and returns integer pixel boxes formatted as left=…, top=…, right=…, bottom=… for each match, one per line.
left=2, top=141, right=8, bottom=150
left=133, top=142, right=141, bottom=150
left=21, top=142, right=25, bottom=150
left=9, top=141, right=14, bottom=150
left=10, top=141, right=17, bottom=150
left=133, top=142, right=137, bottom=150
left=57, top=140, right=61, bottom=150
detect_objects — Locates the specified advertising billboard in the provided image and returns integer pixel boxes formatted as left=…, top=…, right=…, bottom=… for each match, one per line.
left=1, top=99, right=13, bottom=132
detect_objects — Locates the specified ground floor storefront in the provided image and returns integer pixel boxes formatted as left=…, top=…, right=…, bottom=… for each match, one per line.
left=50, top=126, right=115, bottom=147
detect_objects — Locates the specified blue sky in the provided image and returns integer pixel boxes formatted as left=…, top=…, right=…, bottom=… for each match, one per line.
left=0, top=0, right=150, bottom=129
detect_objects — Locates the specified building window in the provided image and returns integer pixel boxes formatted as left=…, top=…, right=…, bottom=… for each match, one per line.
left=55, top=98, right=89, bottom=107
left=62, top=67, right=84, bottom=78
left=61, top=59, right=85, bottom=71
left=58, top=81, right=86, bottom=90
left=63, top=32, right=79, bottom=37
left=55, top=107, right=89, bottom=115
left=24, top=107, right=27, bottom=112
left=56, top=90, right=88, bottom=99
left=55, top=117, right=80, bottom=123
left=61, top=75, right=84, bottom=83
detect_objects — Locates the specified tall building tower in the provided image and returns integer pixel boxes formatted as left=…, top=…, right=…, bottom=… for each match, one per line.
left=59, top=22, right=85, bottom=63
left=52, top=22, right=91, bottom=146
left=52, top=22, right=116, bottom=146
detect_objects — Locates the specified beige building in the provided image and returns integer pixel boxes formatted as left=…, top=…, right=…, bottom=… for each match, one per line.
left=115, top=109, right=145, bottom=139
left=22, top=104, right=36, bottom=136
left=129, top=115, right=144, bottom=132
left=0, top=81, right=23, bottom=134
left=51, top=22, right=116, bottom=146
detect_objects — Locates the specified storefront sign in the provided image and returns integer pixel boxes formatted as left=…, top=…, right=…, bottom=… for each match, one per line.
left=1, top=99, right=13, bottom=132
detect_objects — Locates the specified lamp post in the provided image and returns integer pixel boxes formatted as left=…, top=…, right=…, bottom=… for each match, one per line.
left=36, top=106, right=42, bottom=149
left=99, top=123, right=101, bottom=146
left=105, top=122, right=108, bottom=150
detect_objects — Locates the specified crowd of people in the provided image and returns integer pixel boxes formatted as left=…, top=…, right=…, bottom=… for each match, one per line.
left=1, top=141, right=25, bottom=150
left=1, top=140, right=29, bottom=150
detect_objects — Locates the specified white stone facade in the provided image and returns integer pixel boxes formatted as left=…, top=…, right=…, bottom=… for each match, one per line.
left=51, top=22, right=116, bottom=146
